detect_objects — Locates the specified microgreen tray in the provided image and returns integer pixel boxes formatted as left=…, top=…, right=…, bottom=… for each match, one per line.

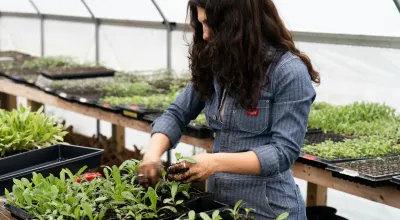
left=0, top=144, right=104, bottom=195
left=326, top=156, right=400, bottom=187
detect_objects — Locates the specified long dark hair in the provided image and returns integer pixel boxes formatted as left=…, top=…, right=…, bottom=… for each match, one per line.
left=187, top=0, right=320, bottom=109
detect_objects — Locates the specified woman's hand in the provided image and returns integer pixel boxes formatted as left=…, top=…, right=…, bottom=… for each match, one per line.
left=167, top=153, right=217, bottom=183
left=137, top=157, right=163, bottom=187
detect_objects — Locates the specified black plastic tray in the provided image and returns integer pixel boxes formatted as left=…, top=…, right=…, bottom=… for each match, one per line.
left=326, top=156, right=400, bottom=188
left=40, top=68, right=115, bottom=80
left=391, top=175, right=400, bottom=190
left=0, top=144, right=104, bottom=195
left=120, top=104, right=163, bottom=120
left=296, top=152, right=364, bottom=169
left=5, top=192, right=229, bottom=220
left=304, top=132, right=350, bottom=145
left=144, top=113, right=214, bottom=139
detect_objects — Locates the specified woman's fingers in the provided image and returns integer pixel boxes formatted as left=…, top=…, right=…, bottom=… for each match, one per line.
left=168, top=167, right=193, bottom=181
left=167, top=161, right=190, bottom=174
left=137, top=161, right=160, bottom=187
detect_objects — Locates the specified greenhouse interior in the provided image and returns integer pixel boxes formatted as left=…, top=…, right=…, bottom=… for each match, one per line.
left=0, top=0, right=400, bottom=219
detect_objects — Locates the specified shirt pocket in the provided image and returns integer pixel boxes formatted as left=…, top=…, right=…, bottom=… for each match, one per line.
left=234, top=100, right=270, bottom=134
left=215, top=176, right=278, bottom=219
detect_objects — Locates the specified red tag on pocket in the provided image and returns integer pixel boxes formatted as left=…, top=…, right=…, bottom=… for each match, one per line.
left=246, top=108, right=259, bottom=116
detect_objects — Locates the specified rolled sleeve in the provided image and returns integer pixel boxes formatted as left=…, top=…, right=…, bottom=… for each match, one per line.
left=251, top=57, right=316, bottom=177
left=151, top=83, right=205, bottom=149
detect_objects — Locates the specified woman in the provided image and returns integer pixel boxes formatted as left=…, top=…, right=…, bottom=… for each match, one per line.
left=138, top=0, right=319, bottom=219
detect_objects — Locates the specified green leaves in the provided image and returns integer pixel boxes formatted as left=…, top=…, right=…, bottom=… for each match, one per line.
left=0, top=104, right=67, bottom=157
left=276, top=212, right=289, bottom=220
left=175, top=152, right=197, bottom=164
left=308, top=102, right=400, bottom=139
left=147, top=187, right=157, bottom=211
left=6, top=158, right=255, bottom=220
left=302, top=136, right=399, bottom=160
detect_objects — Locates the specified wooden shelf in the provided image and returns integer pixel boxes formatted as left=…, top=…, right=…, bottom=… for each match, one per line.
left=0, top=78, right=214, bottom=153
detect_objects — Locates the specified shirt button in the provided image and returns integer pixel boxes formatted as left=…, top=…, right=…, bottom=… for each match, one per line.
left=212, top=115, right=217, bottom=120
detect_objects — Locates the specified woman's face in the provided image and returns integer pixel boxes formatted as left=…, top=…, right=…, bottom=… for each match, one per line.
left=197, top=6, right=210, bottom=41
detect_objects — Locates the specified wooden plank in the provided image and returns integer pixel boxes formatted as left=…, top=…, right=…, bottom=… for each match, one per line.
left=0, top=92, right=17, bottom=111
left=112, top=124, right=125, bottom=153
left=0, top=79, right=214, bottom=152
left=27, top=100, right=43, bottom=111
left=292, top=162, right=400, bottom=209
left=306, top=183, right=327, bottom=206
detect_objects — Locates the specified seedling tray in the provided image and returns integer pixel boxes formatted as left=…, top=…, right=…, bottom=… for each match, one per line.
left=5, top=193, right=229, bottom=220
left=0, top=144, right=104, bottom=195
left=120, top=104, right=163, bottom=120
left=304, top=132, right=349, bottom=145
left=296, top=152, right=364, bottom=169
left=54, top=90, right=76, bottom=102
left=326, top=155, right=400, bottom=187
left=41, top=67, right=115, bottom=80
left=95, top=101, right=121, bottom=113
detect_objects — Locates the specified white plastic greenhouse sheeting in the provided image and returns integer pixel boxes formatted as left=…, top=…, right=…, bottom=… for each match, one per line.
left=2, top=1, right=400, bottom=220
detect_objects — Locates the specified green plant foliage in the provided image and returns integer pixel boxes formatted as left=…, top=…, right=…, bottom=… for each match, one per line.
left=302, top=136, right=400, bottom=160
left=308, top=102, right=400, bottom=139
left=101, top=88, right=181, bottom=109
left=5, top=160, right=189, bottom=219
left=21, top=56, right=79, bottom=70
left=50, top=77, right=114, bottom=95
left=6, top=159, right=255, bottom=219
left=0, top=104, right=68, bottom=157
left=104, top=82, right=159, bottom=97
left=175, top=152, right=197, bottom=164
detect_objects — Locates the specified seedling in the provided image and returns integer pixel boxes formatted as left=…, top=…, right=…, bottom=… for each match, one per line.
left=276, top=212, right=289, bottom=220
left=175, top=152, right=197, bottom=164
left=200, top=210, right=222, bottom=220
left=224, top=200, right=255, bottom=220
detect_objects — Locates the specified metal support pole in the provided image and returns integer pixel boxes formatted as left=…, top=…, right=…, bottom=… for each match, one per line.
left=0, top=11, right=2, bottom=51
left=151, top=0, right=172, bottom=70
left=28, top=0, right=44, bottom=57
left=151, top=0, right=173, bottom=165
left=394, top=0, right=400, bottom=14
left=81, top=0, right=101, bottom=137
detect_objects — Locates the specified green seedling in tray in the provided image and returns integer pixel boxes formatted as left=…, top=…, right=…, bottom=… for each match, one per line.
left=0, top=104, right=68, bottom=157
left=302, top=136, right=400, bottom=160
left=308, top=101, right=400, bottom=139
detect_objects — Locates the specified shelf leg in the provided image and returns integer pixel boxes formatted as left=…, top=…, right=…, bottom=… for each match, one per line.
left=306, top=182, right=327, bottom=206
left=0, top=92, right=17, bottom=111
left=27, top=100, right=43, bottom=111
left=112, top=124, right=125, bottom=153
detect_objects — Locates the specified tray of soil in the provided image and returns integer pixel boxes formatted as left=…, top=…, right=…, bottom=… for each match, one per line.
left=326, top=155, right=400, bottom=187
left=298, top=136, right=400, bottom=169
left=41, top=66, right=115, bottom=80
left=303, top=131, right=350, bottom=145
left=0, top=144, right=103, bottom=195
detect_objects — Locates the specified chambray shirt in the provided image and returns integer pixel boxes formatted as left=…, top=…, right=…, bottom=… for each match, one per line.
left=152, top=52, right=316, bottom=220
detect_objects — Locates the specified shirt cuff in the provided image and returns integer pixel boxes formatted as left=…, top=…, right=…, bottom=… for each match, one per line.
left=251, top=145, right=280, bottom=177
left=151, top=117, right=182, bottom=149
